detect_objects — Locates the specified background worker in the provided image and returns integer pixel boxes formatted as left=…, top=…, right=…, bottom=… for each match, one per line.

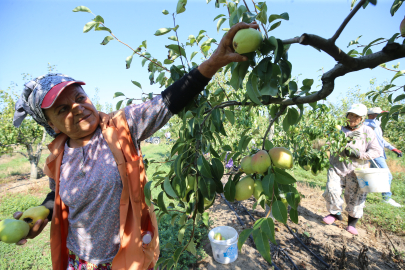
left=322, top=104, right=382, bottom=235
left=365, top=107, right=403, bottom=207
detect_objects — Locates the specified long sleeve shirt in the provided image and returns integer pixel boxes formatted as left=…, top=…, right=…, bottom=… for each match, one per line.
left=365, top=119, right=395, bottom=159
left=329, top=125, right=383, bottom=177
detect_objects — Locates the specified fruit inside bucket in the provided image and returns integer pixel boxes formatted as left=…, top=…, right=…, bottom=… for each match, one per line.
left=354, top=168, right=390, bottom=193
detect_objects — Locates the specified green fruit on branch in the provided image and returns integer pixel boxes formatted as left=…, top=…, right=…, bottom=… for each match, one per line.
left=232, top=28, right=263, bottom=54
left=20, top=206, right=50, bottom=229
left=214, top=232, right=223, bottom=240
left=401, top=16, right=405, bottom=37
left=268, top=147, right=293, bottom=169
left=253, top=180, right=264, bottom=200
left=280, top=197, right=288, bottom=209
left=235, top=176, right=255, bottom=201
left=335, top=125, right=342, bottom=131
left=0, top=219, right=30, bottom=244
left=240, top=155, right=254, bottom=174
left=251, top=150, right=271, bottom=174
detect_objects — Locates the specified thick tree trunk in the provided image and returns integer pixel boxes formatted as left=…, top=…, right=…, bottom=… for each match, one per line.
left=30, top=160, right=38, bottom=179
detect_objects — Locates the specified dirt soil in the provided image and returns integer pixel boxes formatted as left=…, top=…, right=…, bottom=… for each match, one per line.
left=195, top=177, right=405, bottom=270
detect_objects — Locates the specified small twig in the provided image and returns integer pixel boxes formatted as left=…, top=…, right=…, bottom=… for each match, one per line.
left=262, top=106, right=287, bottom=150
left=172, top=14, right=187, bottom=73
left=250, top=0, right=268, bottom=39
left=383, top=230, right=399, bottom=256
left=379, top=65, right=400, bottom=72
left=218, top=82, right=231, bottom=101
left=330, top=0, right=366, bottom=42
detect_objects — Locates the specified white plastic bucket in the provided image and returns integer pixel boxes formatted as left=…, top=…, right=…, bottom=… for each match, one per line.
left=354, top=168, right=391, bottom=193
left=208, top=226, right=238, bottom=264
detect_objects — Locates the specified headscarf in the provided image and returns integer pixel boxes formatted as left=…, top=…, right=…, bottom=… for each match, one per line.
left=13, top=73, right=83, bottom=138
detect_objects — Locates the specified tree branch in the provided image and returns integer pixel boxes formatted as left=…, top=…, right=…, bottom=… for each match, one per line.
left=262, top=106, right=287, bottom=150
left=330, top=0, right=366, bottom=43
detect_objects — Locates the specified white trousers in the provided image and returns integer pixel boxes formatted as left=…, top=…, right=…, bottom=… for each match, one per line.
left=322, top=168, right=367, bottom=218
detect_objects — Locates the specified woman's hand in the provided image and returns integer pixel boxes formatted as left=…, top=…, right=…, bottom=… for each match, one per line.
left=198, top=21, right=259, bottom=78
left=345, top=145, right=361, bottom=159
left=12, top=211, right=49, bottom=245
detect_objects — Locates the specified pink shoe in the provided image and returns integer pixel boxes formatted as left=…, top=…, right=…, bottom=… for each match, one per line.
left=346, top=226, right=358, bottom=235
left=322, top=215, right=337, bottom=225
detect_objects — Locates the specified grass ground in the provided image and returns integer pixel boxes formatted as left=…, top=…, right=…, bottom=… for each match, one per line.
left=0, top=142, right=404, bottom=269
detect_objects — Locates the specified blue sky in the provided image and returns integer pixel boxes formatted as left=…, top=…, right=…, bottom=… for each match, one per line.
left=0, top=0, right=403, bottom=108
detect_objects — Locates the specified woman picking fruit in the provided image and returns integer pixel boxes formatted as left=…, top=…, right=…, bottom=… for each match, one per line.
left=8, top=22, right=259, bottom=270
left=322, top=104, right=382, bottom=235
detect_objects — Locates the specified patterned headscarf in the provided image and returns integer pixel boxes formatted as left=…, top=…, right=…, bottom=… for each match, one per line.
left=13, top=73, right=84, bottom=137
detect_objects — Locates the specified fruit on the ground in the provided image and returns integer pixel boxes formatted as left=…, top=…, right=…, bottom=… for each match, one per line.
left=235, top=176, right=255, bottom=201
left=20, top=206, right=50, bottom=229
left=311, top=170, right=319, bottom=176
left=268, top=147, right=293, bottom=169
left=232, top=28, right=263, bottom=54
left=401, top=16, right=405, bottom=37
left=0, top=219, right=30, bottom=244
left=240, top=156, right=254, bottom=174
left=214, top=232, right=223, bottom=240
left=253, top=180, right=264, bottom=200
left=303, top=165, right=311, bottom=171
left=251, top=150, right=271, bottom=174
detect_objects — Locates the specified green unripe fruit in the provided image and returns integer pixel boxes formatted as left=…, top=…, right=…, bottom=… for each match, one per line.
left=235, top=176, right=255, bottom=201
left=253, top=180, right=264, bottom=200
left=20, top=206, right=50, bottom=229
left=233, top=28, right=263, bottom=54
left=214, top=232, right=223, bottom=240
left=269, top=147, right=293, bottom=169
left=240, top=156, right=254, bottom=174
left=0, top=219, right=30, bottom=244
left=251, top=150, right=271, bottom=174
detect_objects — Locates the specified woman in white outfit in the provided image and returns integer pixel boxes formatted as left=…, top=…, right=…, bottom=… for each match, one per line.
left=322, top=104, right=382, bottom=235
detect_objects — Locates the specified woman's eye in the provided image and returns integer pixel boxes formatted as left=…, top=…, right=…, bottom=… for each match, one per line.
left=78, top=96, right=85, bottom=101
left=59, top=107, right=66, bottom=114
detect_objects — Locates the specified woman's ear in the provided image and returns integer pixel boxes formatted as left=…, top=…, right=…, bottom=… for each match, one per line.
left=47, top=120, right=60, bottom=134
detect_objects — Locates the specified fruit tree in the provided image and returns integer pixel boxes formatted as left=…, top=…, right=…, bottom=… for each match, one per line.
left=73, top=0, right=405, bottom=267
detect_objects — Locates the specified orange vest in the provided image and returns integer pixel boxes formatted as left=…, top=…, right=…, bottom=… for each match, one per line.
left=43, top=109, right=160, bottom=270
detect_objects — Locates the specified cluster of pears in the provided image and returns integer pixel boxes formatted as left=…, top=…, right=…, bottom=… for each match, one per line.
left=235, top=147, right=293, bottom=201
left=0, top=206, right=49, bottom=244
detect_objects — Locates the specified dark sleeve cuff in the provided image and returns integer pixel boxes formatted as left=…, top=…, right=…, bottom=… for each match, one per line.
left=41, top=191, right=55, bottom=221
left=161, top=67, right=211, bottom=114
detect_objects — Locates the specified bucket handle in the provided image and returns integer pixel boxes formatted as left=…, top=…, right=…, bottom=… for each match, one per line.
left=369, top=158, right=380, bottom=168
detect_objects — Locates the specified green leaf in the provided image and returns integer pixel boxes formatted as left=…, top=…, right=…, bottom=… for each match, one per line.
left=272, top=200, right=287, bottom=224
left=93, top=15, right=104, bottom=23
left=116, top=100, right=123, bottom=110
left=274, top=167, right=296, bottom=184
left=211, top=158, right=224, bottom=180
left=222, top=145, right=233, bottom=152
left=164, top=177, right=178, bottom=199
left=154, top=28, right=172, bottom=36
left=213, top=14, right=226, bottom=21
left=190, top=51, right=199, bottom=61
left=173, top=247, right=183, bottom=264
left=186, top=239, right=197, bottom=256
left=268, top=21, right=281, bottom=31
left=289, top=208, right=299, bottom=224
left=261, top=218, right=276, bottom=244
left=199, top=177, right=216, bottom=200
left=197, top=156, right=213, bottom=178
left=264, top=140, right=274, bottom=151
left=224, top=178, right=236, bottom=202
left=391, top=0, right=404, bottom=15
left=246, top=73, right=263, bottom=105
left=268, top=12, right=289, bottom=24
left=83, top=21, right=98, bottom=33
left=262, top=174, right=274, bottom=198
left=391, top=70, right=405, bottom=83
left=302, top=78, right=314, bottom=87
left=100, top=36, right=114, bottom=45
left=165, top=44, right=187, bottom=58
left=286, top=107, right=299, bottom=126
left=176, top=0, right=187, bottom=14
left=217, top=18, right=227, bottom=32
left=230, top=61, right=250, bottom=90
left=144, top=181, right=152, bottom=206
left=126, top=54, right=134, bottom=69
left=131, top=80, right=142, bottom=89
left=394, top=94, right=405, bottom=103
left=274, top=39, right=284, bottom=64
left=238, top=228, right=253, bottom=251
left=158, top=191, right=168, bottom=213
left=242, top=11, right=257, bottom=24
left=113, top=92, right=125, bottom=98
left=72, top=6, right=92, bottom=13
left=162, top=9, right=170, bottom=15
left=224, top=110, right=235, bottom=125
left=253, top=229, right=272, bottom=264
left=202, top=212, right=209, bottom=227
left=178, top=225, right=186, bottom=242
left=286, top=192, right=300, bottom=210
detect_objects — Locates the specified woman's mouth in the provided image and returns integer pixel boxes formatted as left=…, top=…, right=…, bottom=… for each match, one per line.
left=78, top=114, right=91, bottom=123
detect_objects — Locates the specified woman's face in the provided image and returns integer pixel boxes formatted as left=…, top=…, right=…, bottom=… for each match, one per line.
left=44, top=84, right=99, bottom=143
left=346, top=112, right=362, bottom=128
